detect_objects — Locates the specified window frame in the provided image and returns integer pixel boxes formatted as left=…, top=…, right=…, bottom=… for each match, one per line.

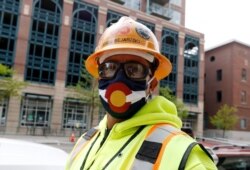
left=20, top=94, right=52, bottom=127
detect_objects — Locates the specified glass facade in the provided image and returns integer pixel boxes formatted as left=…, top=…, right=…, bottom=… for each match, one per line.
left=171, top=0, right=182, bottom=7
left=25, top=0, right=62, bottom=84
left=170, top=10, right=181, bottom=25
left=242, top=68, right=247, bottom=81
left=0, top=0, right=20, bottom=67
left=0, top=97, right=8, bottom=126
left=98, top=106, right=106, bottom=122
left=66, top=1, right=98, bottom=86
left=124, top=0, right=140, bottom=10
left=137, top=19, right=155, bottom=33
left=63, top=98, right=89, bottom=130
left=106, top=10, right=125, bottom=27
left=20, top=94, right=52, bottom=127
left=183, top=35, right=199, bottom=104
left=160, top=28, right=178, bottom=94
left=240, top=118, right=247, bottom=129
left=241, top=90, right=247, bottom=104
left=183, top=36, right=199, bottom=104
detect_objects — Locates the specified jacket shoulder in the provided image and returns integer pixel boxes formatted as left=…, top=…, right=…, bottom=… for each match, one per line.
left=133, top=124, right=195, bottom=169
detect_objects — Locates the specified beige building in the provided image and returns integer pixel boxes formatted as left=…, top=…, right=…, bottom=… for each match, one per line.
left=0, top=0, right=205, bottom=137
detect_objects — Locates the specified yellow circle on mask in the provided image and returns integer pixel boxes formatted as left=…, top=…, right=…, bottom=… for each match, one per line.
left=110, top=90, right=126, bottom=107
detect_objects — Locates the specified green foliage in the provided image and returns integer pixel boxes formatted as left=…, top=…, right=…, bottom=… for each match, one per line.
left=159, top=87, right=188, bottom=119
left=68, top=63, right=101, bottom=128
left=0, top=64, right=13, bottom=76
left=0, top=64, right=27, bottom=100
left=69, top=78, right=100, bottom=106
left=210, top=104, right=238, bottom=137
left=68, top=65, right=100, bottom=106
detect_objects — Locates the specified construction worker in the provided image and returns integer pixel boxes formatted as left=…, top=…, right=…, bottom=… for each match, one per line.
left=66, top=17, right=217, bottom=170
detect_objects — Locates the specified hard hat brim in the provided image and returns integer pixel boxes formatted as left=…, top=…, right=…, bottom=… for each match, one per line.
left=85, top=45, right=172, bottom=81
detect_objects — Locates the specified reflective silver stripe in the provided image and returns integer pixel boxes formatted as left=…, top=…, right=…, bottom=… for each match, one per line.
left=132, top=159, right=153, bottom=170
left=70, top=138, right=88, bottom=161
left=68, top=128, right=99, bottom=168
left=146, top=125, right=178, bottom=143
left=131, top=124, right=180, bottom=170
left=68, top=137, right=88, bottom=167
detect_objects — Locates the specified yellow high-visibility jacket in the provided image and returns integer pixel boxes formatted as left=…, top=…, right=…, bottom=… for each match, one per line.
left=66, top=96, right=217, bottom=170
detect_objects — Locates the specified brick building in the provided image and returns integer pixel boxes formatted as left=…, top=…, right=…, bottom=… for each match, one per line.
left=0, top=0, right=205, bottom=136
left=205, top=40, right=250, bottom=139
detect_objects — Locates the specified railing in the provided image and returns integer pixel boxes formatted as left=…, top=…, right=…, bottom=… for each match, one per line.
left=150, top=2, right=173, bottom=20
left=152, top=0, right=170, bottom=5
left=34, top=8, right=60, bottom=24
left=110, top=0, right=125, bottom=5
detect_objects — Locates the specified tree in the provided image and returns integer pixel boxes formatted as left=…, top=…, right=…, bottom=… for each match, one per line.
left=68, top=64, right=101, bottom=129
left=210, top=104, right=238, bottom=138
left=0, top=64, right=27, bottom=101
left=159, top=87, right=188, bottom=119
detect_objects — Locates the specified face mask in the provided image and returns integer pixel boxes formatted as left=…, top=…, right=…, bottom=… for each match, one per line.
left=98, top=69, right=149, bottom=119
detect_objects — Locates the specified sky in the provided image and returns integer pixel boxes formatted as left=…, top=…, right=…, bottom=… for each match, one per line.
left=185, top=0, right=250, bottom=50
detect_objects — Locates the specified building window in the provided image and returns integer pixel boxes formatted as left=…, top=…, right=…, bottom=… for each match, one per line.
left=171, top=0, right=182, bottom=7
left=20, top=94, right=52, bottom=127
left=25, top=0, right=63, bottom=84
left=0, top=0, right=20, bottom=67
left=0, top=97, right=9, bottom=126
left=137, top=19, right=155, bottom=33
left=216, top=91, right=222, bottom=102
left=170, top=10, right=181, bottom=25
left=216, top=69, right=222, bottom=81
left=241, top=91, right=247, bottom=104
left=63, top=98, right=90, bottom=130
left=66, top=1, right=98, bottom=86
left=106, top=10, right=126, bottom=27
left=124, top=0, right=140, bottom=10
left=240, top=119, right=247, bottom=129
left=160, top=28, right=178, bottom=95
left=99, top=107, right=106, bottom=122
left=241, top=68, right=247, bottom=81
left=183, top=35, right=199, bottom=104
left=210, top=56, right=215, bottom=62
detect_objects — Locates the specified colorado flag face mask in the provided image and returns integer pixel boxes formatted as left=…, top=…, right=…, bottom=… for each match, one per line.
left=98, top=69, right=147, bottom=119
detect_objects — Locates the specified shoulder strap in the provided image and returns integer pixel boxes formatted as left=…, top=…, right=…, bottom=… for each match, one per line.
left=83, top=127, right=99, bottom=140
left=178, top=142, right=197, bottom=170
left=67, top=128, right=99, bottom=168
left=178, top=142, right=214, bottom=170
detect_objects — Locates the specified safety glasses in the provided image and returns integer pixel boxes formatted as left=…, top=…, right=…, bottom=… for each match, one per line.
left=98, top=61, right=150, bottom=80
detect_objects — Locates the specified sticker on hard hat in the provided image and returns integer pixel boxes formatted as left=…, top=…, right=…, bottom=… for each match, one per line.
left=102, top=37, right=146, bottom=47
left=116, top=26, right=131, bottom=35
left=136, top=27, right=150, bottom=40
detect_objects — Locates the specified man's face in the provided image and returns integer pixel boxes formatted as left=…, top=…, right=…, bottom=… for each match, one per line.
left=97, top=54, right=153, bottom=119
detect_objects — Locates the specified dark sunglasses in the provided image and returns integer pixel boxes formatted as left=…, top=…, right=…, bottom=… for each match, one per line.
left=98, top=61, right=150, bottom=80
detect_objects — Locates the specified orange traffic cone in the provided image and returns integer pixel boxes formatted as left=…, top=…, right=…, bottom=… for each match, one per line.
left=70, top=133, right=75, bottom=142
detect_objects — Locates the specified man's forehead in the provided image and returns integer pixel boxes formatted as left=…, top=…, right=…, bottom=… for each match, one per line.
left=98, top=50, right=154, bottom=64
left=104, top=54, right=150, bottom=64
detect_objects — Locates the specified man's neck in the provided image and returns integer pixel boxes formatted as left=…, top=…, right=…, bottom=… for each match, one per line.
left=106, top=114, right=123, bottom=129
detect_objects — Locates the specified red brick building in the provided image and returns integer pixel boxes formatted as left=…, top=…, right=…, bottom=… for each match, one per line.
left=205, top=40, right=250, bottom=139
left=0, top=0, right=205, bottom=136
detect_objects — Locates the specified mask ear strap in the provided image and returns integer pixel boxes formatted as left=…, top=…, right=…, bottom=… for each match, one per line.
left=147, top=77, right=158, bottom=91
left=146, top=77, right=158, bottom=101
